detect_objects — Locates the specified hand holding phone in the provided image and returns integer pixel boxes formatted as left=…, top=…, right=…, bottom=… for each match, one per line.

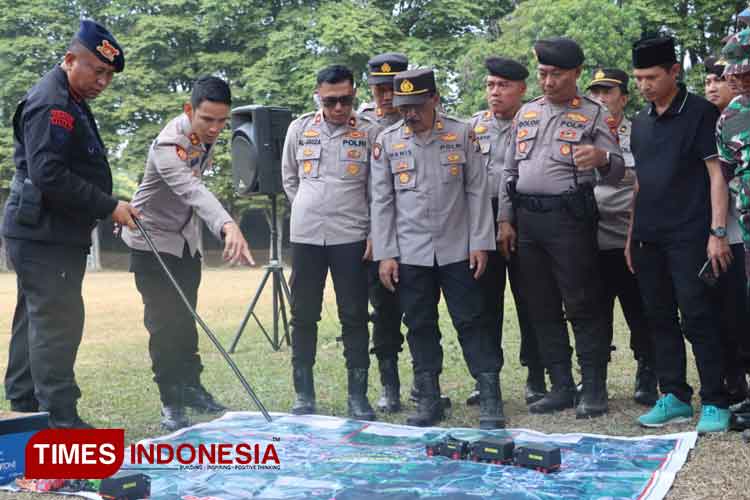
left=698, top=258, right=719, bottom=287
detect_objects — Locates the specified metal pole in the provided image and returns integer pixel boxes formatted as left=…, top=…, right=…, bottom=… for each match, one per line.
left=133, top=217, right=272, bottom=422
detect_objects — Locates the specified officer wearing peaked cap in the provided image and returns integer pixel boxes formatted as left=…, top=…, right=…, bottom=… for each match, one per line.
left=360, top=53, right=408, bottom=128
left=371, top=68, right=503, bottom=429
left=586, top=67, right=658, bottom=408
left=467, top=57, right=549, bottom=410
left=3, top=19, right=137, bottom=428
left=497, top=37, right=625, bottom=419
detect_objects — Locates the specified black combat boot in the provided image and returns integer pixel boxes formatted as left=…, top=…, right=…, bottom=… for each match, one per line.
left=406, top=372, right=444, bottom=427
left=726, top=371, right=749, bottom=406
left=347, top=368, right=376, bottom=421
left=525, top=365, right=547, bottom=405
left=48, top=406, right=94, bottom=429
left=184, top=383, right=227, bottom=413
left=159, top=384, right=189, bottom=431
left=576, top=364, right=609, bottom=419
left=466, top=381, right=480, bottom=406
left=528, top=364, right=576, bottom=414
left=291, top=365, right=316, bottom=415
left=633, top=358, right=658, bottom=407
left=376, top=358, right=401, bottom=413
left=478, top=372, right=506, bottom=429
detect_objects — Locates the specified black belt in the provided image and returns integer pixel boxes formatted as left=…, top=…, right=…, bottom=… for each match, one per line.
left=516, top=193, right=566, bottom=212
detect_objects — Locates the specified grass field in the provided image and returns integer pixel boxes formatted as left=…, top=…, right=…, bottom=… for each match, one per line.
left=1, top=266, right=749, bottom=499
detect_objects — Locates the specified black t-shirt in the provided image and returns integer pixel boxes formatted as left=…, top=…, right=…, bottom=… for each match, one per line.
left=631, top=83, right=719, bottom=243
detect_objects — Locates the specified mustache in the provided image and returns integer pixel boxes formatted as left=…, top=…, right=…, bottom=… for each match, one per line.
left=404, top=117, right=419, bottom=125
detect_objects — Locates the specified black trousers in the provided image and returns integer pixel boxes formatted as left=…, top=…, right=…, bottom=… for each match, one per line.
left=632, top=239, right=727, bottom=407
left=598, top=248, right=653, bottom=363
left=398, top=260, right=501, bottom=378
left=479, top=198, right=544, bottom=371
left=367, top=260, right=404, bottom=361
left=131, top=245, right=203, bottom=394
left=716, top=243, right=750, bottom=377
left=516, top=208, right=608, bottom=371
left=4, top=238, right=87, bottom=411
left=289, top=241, right=370, bottom=370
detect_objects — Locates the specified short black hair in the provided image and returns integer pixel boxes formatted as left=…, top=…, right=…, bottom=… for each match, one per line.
left=191, top=76, right=231, bottom=109
left=317, top=65, right=354, bottom=87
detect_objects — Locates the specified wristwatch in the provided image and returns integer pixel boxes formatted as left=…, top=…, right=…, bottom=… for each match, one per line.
left=710, top=226, right=727, bottom=238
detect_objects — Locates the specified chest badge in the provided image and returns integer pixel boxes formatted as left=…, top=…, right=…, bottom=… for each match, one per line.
left=347, top=163, right=360, bottom=175
left=303, top=160, right=313, bottom=174
left=560, top=143, right=572, bottom=156
left=399, top=172, right=411, bottom=184
left=303, top=130, right=320, bottom=138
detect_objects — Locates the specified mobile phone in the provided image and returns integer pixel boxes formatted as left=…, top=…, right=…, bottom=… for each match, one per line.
left=698, top=259, right=719, bottom=287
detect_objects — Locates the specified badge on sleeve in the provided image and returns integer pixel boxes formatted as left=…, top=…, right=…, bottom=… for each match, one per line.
left=50, top=110, right=74, bottom=131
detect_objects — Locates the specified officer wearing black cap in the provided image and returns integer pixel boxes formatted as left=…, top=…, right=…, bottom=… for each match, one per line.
left=371, top=68, right=502, bottom=429
left=628, top=36, right=730, bottom=433
left=466, top=57, right=548, bottom=409
left=3, top=19, right=137, bottom=428
left=360, top=53, right=408, bottom=127
left=497, top=37, right=625, bottom=419
left=586, top=68, right=658, bottom=408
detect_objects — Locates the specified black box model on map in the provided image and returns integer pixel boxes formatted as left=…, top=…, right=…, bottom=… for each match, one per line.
left=425, top=435, right=470, bottom=460
left=513, top=443, right=561, bottom=473
left=469, top=437, right=515, bottom=464
left=0, top=411, right=49, bottom=485
left=98, top=471, right=151, bottom=500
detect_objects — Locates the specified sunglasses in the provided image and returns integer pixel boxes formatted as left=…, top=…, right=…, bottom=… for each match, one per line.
left=321, top=95, right=355, bottom=107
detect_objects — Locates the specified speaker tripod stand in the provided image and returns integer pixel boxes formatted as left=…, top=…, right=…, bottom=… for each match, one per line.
left=229, top=193, right=291, bottom=352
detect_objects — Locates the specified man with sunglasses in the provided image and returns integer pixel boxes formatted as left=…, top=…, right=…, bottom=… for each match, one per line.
left=282, top=64, right=379, bottom=421
left=371, top=69, right=503, bottom=429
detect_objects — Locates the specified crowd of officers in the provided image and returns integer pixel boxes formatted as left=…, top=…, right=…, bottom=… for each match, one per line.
left=283, top=33, right=750, bottom=435
left=4, top=18, right=750, bottom=439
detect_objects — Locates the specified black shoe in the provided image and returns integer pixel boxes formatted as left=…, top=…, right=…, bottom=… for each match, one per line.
left=411, top=384, right=452, bottom=409
left=525, top=366, right=547, bottom=405
left=478, top=373, right=506, bottom=429
left=376, top=358, right=401, bottom=413
left=48, top=407, right=94, bottom=429
left=731, top=398, right=750, bottom=414
left=466, top=381, right=480, bottom=406
left=726, top=373, right=749, bottom=406
left=730, top=412, right=750, bottom=431
left=529, top=364, right=575, bottom=414
left=10, top=397, right=39, bottom=413
left=161, top=404, right=189, bottom=431
left=291, top=365, right=316, bottom=415
left=576, top=365, right=608, bottom=419
left=347, top=368, right=376, bottom=421
left=406, top=372, right=444, bottom=427
left=184, top=384, right=227, bottom=413
left=633, top=359, right=658, bottom=407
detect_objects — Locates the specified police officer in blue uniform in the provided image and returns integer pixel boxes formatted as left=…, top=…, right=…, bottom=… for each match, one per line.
left=2, top=20, right=137, bottom=428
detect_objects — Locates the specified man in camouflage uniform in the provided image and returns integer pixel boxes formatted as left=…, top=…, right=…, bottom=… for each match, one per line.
left=717, top=28, right=750, bottom=430
left=281, top=64, right=379, bottom=421
left=468, top=57, right=547, bottom=408
left=371, top=69, right=503, bottom=429
left=497, top=37, right=625, bottom=419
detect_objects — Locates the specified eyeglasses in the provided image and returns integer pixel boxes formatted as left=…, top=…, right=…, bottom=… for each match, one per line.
left=321, top=95, right=355, bottom=107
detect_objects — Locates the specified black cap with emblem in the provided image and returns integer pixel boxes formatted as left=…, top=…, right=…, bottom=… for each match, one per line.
left=367, top=53, right=408, bottom=85
left=74, top=19, right=125, bottom=73
left=632, top=36, right=676, bottom=69
left=704, top=56, right=726, bottom=78
left=393, top=68, right=437, bottom=106
left=485, top=57, right=529, bottom=81
left=533, top=37, right=584, bottom=69
left=587, top=68, right=629, bottom=94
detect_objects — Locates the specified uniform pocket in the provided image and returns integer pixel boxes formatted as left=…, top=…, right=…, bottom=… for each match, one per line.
left=439, top=150, right=465, bottom=183
left=297, top=145, right=322, bottom=178
left=390, top=156, right=416, bottom=190
left=550, top=128, right=583, bottom=164
left=514, top=127, right=538, bottom=160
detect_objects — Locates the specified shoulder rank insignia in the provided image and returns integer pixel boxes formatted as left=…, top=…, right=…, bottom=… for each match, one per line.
left=570, top=96, right=581, bottom=108
left=483, top=110, right=492, bottom=119
left=189, top=133, right=200, bottom=146
left=435, top=120, right=444, bottom=131
left=349, top=116, right=357, bottom=127
left=619, top=125, right=627, bottom=133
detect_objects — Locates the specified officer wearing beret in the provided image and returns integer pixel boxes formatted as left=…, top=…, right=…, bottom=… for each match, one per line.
left=121, top=76, right=254, bottom=430
left=628, top=36, right=730, bottom=433
left=498, top=37, right=625, bottom=419
left=2, top=20, right=137, bottom=428
left=357, top=52, right=409, bottom=413
left=466, top=57, right=548, bottom=409
left=371, top=69, right=503, bottom=429
left=282, top=65, right=379, bottom=421
left=586, top=68, right=657, bottom=407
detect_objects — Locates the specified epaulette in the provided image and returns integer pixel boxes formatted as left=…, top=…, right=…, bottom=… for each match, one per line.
left=382, top=118, right=405, bottom=135
left=472, top=109, right=490, bottom=118
left=529, top=95, right=545, bottom=103
left=358, top=102, right=376, bottom=113
left=441, top=113, right=469, bottom=125
left=357, top=112, right=377, bottom=125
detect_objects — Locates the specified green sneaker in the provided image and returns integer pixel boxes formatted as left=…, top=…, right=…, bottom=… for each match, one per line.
left=695, top=405, right=730, bottom=434
left=638, top=394, right=693, bottom=428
